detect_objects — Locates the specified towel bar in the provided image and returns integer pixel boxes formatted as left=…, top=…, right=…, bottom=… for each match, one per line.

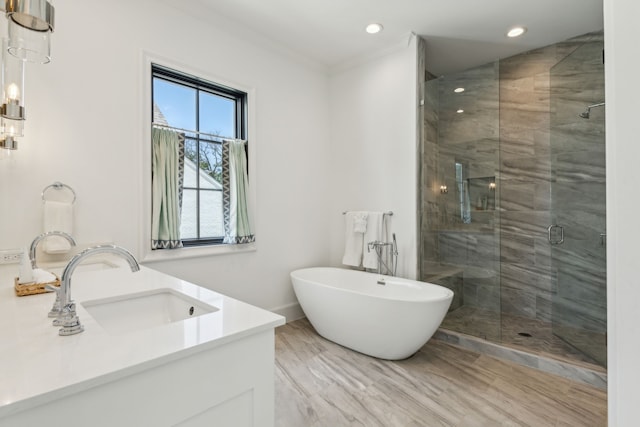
left=42, top=182, right=76, bottom=204
left=342, top=211, right=393, bottom=216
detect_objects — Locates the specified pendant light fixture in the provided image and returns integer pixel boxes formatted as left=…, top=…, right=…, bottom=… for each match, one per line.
left=0, top=0, right=55, bottom=152
left=1, top=37, right=26, bottom=136
left=6, top=0, right=54, bottom=63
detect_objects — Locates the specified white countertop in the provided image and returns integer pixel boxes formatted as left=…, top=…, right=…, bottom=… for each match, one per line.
left=0, top=261, right=285, bottom=419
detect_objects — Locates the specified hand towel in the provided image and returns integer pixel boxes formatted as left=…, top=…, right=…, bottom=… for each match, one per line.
left=32, top=268, right=57, bottom=284
left=363, top=212, right=385, bottom=270
left=342, top=212, right=364, bottom=267
left=43, top=200, right=73, bottom=254
left=353, top=212, right=368, bottom=233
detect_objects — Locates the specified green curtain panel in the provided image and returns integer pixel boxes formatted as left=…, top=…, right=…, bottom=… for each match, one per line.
left=151, top=128, right=184, bottom=249
left=222, top=139, right=255, bottom=244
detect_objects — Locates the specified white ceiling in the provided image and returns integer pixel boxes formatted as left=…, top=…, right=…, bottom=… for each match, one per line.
left=177, top=0, right=603, bottom=75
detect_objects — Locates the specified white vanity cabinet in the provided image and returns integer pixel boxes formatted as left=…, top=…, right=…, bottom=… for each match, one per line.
left=0, top=265, right=284, bottom=427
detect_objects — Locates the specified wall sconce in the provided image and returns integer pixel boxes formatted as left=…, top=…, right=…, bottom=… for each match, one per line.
left=489, top=182, right=496, bottom=191
left=440, top=185, right=448, bottom=194
left=0, top=0, right=55, bottom=152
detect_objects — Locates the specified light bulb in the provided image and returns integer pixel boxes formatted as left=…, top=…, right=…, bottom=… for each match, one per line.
left=7, top=83, right=20, bottom=102
left=365, top=23, right=383, bottom=34
left=507, top=27, right=527, bottom=38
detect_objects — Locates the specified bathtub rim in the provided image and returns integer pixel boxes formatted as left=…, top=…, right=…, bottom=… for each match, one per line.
left=290, top=267, right=453, bottom=304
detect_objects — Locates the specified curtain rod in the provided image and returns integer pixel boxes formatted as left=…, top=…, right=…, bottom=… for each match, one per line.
left=152, top=122, right=246, bottom=142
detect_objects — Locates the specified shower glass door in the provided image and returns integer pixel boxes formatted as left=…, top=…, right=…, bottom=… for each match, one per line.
left=549, top=36, right=606, bottom=366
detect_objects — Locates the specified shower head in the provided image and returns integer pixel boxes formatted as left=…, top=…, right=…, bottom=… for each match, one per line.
left=578, top=102, right=605, bottom=119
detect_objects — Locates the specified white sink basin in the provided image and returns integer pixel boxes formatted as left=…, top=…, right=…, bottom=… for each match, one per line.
left=81, top=288, right=218, bottom=334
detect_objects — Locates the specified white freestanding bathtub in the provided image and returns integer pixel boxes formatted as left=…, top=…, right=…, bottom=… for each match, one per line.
left=290, top=267, right=453, bottom=360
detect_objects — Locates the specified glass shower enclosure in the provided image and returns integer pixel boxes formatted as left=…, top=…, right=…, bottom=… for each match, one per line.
left=419, top=32, right=606, bottom=367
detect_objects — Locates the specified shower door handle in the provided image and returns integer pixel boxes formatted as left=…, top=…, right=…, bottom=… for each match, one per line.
left=548, top=225, right=564, bottom=245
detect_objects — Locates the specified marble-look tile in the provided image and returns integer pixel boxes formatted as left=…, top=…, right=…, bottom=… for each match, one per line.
left=538, top=359, right=607, bottom=390
left=500, top=182, right=536, bottom=211
left=500, top=231, right=535, bottom=263
left=535, top=292, right=553, bottom=323
left=500, top=153, right=551, bottom=184
left=501, top=287, right=537, bottom=319
left=554, top=151, right=606, bottom=183
left=552, top=296, right=606, bottom=333
left=501, top=262, right=553, bottom=293
left=500, top=44, right=558, bottom=80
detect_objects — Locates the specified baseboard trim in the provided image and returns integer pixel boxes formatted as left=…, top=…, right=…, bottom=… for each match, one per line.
left=270, top=302, right=305, bottom=323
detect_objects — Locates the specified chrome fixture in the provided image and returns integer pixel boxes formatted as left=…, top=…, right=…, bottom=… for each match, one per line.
left=367, top=233, right=399, bottom=276
left=547, top=224, right=564, bottom=245
left=52, top=245, right=140, bottom=336
left=0, top=0, right=56, bottom=153
left=579, top=102, right=605, bottom=119
left=41, top=181, right=76, bottom=203
left=28, top=231, right=75, bottom=320
left=29, top=230, right=75, bottom=268
left=6, top=0, right=54, bottom=63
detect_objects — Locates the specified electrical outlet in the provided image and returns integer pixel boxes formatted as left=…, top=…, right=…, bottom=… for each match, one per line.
left=0, top=249, right=23, bottom=264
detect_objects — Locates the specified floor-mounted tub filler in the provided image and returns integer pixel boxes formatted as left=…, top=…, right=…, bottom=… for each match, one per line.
left=291, top=267, right=453, bottom=360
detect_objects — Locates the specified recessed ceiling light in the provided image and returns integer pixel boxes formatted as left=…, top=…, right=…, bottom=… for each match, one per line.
left=366, top=23, right=383, bottom=34
left=507, top=26, right=527, bottom=38
left=454, top=87, right=465, bottom=93
left=456, top=109, right=464, bottom=114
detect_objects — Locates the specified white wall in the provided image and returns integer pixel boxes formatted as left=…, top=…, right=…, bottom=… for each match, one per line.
left=604, top=0, right=640, bottom=425
left=0, top=0, right=331, bottom=315
left=328, top=37, right=418, bottom=278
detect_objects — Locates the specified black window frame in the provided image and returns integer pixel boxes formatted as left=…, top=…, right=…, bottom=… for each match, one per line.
left=151, top=64, right=248, bottom=247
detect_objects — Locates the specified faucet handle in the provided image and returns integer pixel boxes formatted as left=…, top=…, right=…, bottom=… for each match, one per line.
left=46, top=285, right=63, bottom=318
left=55, top=303, right=84, bottom=336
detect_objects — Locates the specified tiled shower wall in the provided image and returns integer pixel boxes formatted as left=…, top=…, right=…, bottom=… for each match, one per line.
left=419, top=31, right=605, bottom=325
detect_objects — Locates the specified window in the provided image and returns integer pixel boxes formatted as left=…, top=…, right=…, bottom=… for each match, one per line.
left=152, top=64, right=248, bottom=247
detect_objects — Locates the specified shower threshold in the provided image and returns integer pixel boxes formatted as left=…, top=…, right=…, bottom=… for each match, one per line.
left=433, top=327, right=606, bottom=390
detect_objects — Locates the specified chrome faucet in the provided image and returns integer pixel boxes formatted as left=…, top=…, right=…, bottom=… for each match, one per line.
left=52, top=245, right=140, bottom=336
left=29, top=231, right=76, bottom=269
left=367, top=233, right=399, bottom=276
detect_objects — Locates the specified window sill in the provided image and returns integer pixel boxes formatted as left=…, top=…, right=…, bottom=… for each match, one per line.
left=140, top=242, right=256, bottom=264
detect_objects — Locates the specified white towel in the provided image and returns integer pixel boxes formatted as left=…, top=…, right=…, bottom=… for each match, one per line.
left=353, top=211, right=368, bottom=233
left=342, top=212, right=364, bottom=267
left=363, top=212, right=385, bottom=270
left=43, top=200, right=73, bottom=254
left=32, top=268, right=57, bottom=284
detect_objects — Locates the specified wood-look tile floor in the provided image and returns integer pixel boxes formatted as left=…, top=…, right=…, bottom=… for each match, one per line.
left=275, top=319, right=607, bottom=427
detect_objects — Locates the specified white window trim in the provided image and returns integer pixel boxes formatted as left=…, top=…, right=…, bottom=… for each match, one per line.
left=138, top=50, right=257, bottom=263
